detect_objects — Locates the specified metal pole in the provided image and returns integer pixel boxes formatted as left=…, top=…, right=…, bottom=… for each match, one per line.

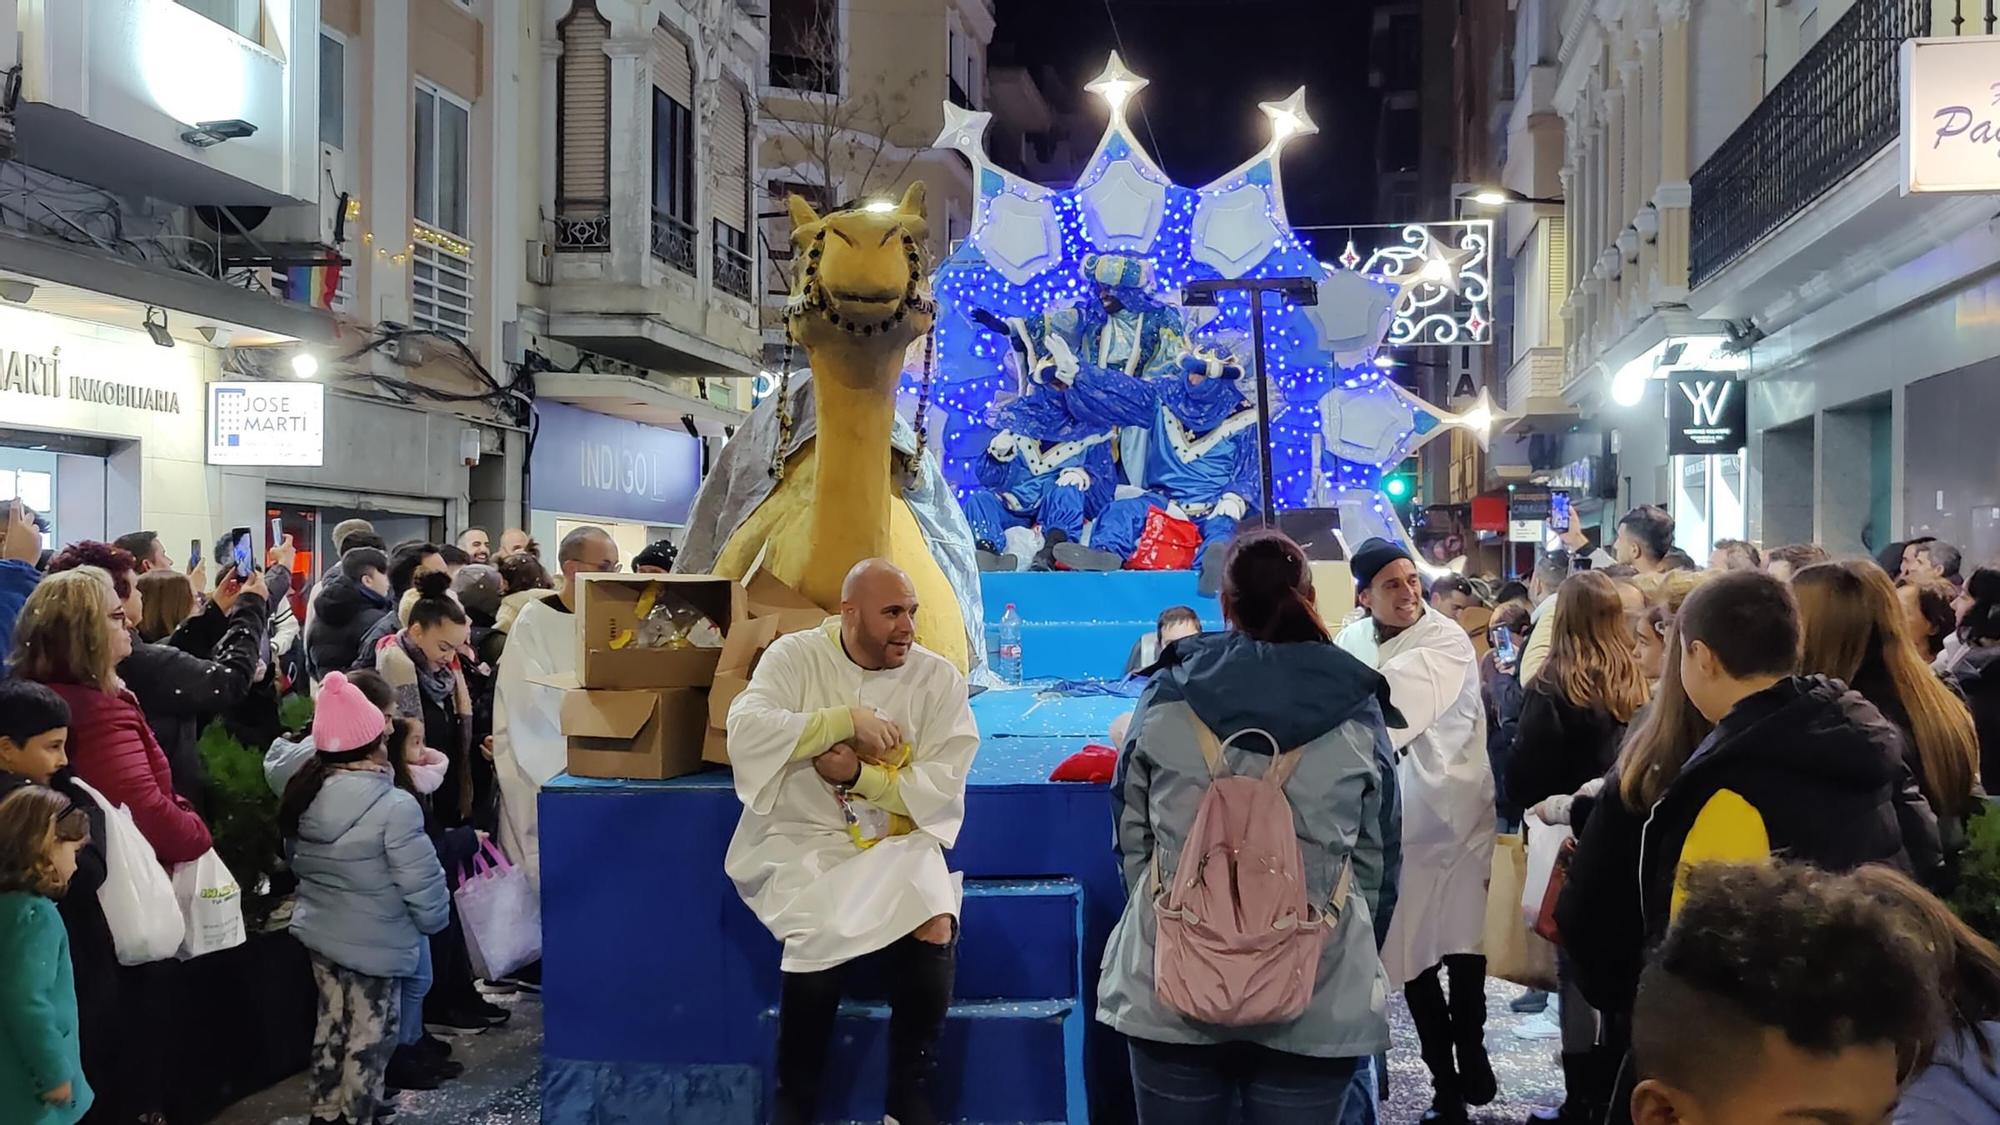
left=1248, top=286, right=1276, bottom=527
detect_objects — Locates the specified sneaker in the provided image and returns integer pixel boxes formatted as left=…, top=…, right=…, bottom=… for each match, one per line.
left=1051, top=542, right=1122, bottom=572
left=1511, top=1009, right=1562, bottom=1041
left=468, top=995, right=513, bottom=1027
left=975, top=549, right=1018, bottom=572
left=1510, top=987, right=1551, bottom=1014
left=477, top=978, right=519, bottom=996
left=425, top=1004, right=498, bottom=1035
left=501, top=972, right=542, bottom=995
left=414, top=1033, right=455, bottom=1063
left=385, top=1047, right=442, bottom=1092
left=374, top=1102, right=398, bottom=1122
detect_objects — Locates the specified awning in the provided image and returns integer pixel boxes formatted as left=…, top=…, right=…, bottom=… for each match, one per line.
left=533, top=371, right=746, bottom=438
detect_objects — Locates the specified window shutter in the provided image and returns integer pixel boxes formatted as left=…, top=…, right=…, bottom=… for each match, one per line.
left=715, top=89, right=749, bottom=231
left=558, top=4, right=610, bottom=206
left=653, top=23, right=693, bottom=107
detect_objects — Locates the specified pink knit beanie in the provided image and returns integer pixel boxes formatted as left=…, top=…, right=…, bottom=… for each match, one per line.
left=313, top=672, right=389, bottom=754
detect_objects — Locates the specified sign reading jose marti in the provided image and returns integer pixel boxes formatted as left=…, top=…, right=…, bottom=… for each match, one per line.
left=1901, top=37, right=2000, bottom=194
left=1667, top=371, right=1746, bottom=456
left=530, top=401, right=702, bottom=525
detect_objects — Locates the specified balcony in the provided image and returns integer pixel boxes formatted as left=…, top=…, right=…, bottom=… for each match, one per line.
left=555, top=208, right=611, bottom=252
left=1690, top=0, right=1981, bottom=288
left=651, top=211, right=698, bottom=276
left=411, top=224, right=475, bottom=344
left=714, top=240, right=753, bottom=301
left=14, top=0, right=314, bottom=206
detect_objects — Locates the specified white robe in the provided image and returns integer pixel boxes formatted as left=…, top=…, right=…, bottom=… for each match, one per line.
left=491, top=595, right=574, bottom=892
left=1336, top=604, right=1495, bottom=986
left=725, top=624, right=980, bottom=973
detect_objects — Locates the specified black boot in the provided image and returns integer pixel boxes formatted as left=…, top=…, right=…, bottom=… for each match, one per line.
left=772, top=966, right=845, bottom=1125
left=1406, top=966, right=1466, bottom=1124
left=1031, top=529, right=1069, bottom=571
left=885, top=932, right=955, bottom=1125
left=1447, top=953, right=1496, bottom=1107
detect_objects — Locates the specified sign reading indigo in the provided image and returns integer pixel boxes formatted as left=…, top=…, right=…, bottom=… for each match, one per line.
left=531, top=401, right=701, bottom=525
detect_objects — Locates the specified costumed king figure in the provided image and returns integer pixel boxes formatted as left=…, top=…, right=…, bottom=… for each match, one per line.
left=725, top=560, right=981, bottom=1125
left=1072, top=252, right=1190, bottom=486
left=1334, top=538, right=1498, bottom=1125
left=1060, top=333, right=1262, bottom=592
left=960, top=303, right=1118, bottom=571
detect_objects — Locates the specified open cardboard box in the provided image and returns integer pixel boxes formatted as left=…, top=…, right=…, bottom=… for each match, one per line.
left=703, top=569, right=829, bottom=765
left=558, top=686, right=709, bottom=780
left=573, top=573, right=742, bottom=689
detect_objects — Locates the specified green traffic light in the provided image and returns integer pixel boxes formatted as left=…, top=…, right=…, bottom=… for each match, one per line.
left=1385, top=477, right=1410, bottom=498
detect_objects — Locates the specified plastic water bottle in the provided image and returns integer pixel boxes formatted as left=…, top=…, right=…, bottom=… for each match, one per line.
left=996, top=603, right=1024, bottom=685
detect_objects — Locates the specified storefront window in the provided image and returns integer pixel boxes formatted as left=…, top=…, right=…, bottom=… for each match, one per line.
left=1672, top=452, right=1746, bottom=559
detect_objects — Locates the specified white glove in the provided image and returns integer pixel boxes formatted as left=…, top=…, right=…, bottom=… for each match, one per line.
left=1213, top=493, right=1248, bottom=521
left=987, top=431, right=1018, bottom=461
left=1058, top=468, right=1092, bottom=490
left=1045, top=335, right=1081, bottom=385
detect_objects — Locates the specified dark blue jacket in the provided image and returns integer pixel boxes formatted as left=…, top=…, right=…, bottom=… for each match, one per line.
left=0, top=560, right=37, bottom=676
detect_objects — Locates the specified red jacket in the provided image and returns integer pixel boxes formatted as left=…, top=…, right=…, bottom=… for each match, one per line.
left=44, top=681, right=212, bottom=865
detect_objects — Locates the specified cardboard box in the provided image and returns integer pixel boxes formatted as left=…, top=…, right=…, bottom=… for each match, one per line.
left=559, top=685, right=710, bottom=780
left=702, top=570, right=829, bottom=765
left=574, top=573, right=742, bottom=689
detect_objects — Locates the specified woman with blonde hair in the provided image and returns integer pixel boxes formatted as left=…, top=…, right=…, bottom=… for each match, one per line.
left=1507, top=570, right=1652, bottom=1124
left=1794, top=560, right=1978, bottom=884
left=134, top=568, right=197, bottom=644
left=7, top=567, right=210, bottom=864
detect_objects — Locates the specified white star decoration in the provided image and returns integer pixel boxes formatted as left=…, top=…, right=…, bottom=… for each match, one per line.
left=1258, top=88, right=1317, bottom=147
left=1085, top=51, right=1149, bottom=120
left=932, top=102, right=993, bottom=159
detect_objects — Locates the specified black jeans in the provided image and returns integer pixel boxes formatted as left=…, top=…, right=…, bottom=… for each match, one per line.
left=1128, top=1038, right=1361, bottom=1125
left=771, top=929, right=957, bottom=1125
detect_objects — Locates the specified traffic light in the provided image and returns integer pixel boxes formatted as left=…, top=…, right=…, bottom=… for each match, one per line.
left=1383, top=458, right=1417, bottom=504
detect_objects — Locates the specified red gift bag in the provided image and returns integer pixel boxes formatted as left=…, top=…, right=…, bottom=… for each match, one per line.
left=1126, top=507, right=1203, bottom=571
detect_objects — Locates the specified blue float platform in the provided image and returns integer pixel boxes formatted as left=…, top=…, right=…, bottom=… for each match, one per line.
left=539, top=570, right=1216, bottom=1122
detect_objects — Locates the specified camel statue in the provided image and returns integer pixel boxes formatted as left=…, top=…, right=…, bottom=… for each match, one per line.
left=706, top=183, right=970, bottom=672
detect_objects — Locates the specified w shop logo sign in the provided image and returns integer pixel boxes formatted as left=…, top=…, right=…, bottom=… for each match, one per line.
left=1668, top=371, right=1746, bottom=456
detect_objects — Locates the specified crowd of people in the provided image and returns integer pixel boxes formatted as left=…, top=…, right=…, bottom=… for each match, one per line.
left=0, top=497, right=687, bottom=1125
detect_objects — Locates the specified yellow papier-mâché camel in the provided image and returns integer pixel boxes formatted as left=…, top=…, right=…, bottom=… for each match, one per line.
left=709, top=183, right=968, bottom=672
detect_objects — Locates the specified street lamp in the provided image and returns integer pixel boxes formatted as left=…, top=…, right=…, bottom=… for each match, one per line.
left=1182, top=275, right=1319, bottom=526
left=1460, top=187, right=1565, bottom=207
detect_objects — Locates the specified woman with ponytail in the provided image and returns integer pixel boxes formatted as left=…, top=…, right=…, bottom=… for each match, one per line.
left=1097, top=528, right=1404, bottom=1121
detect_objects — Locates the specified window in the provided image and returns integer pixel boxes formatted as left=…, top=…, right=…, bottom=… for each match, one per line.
left=319, top=34, right=345, bottom=149
left=651, top=89, right=696, bottom=272
left=414, top=81, right=472, bottom=238
left=770, top=0, right=839, bottom=93
left=176, top=0, right=260, bottom=40
left=714, top=222, right=751, bottom=299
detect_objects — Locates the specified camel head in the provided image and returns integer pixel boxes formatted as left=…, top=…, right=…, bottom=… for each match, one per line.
left=784, top=182, right=936, bottom=367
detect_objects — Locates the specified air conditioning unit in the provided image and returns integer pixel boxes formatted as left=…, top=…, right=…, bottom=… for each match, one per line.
left=527, top=240, right=553, bottom=286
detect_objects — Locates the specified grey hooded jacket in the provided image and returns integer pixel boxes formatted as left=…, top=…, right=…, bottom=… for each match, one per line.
left=285, top=765, right=449, bottom=979
left=1096, top=631, right=1403, bottom=1058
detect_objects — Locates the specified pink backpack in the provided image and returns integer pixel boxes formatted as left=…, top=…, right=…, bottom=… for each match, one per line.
left=1152, top=721, right=1352, bottom=1027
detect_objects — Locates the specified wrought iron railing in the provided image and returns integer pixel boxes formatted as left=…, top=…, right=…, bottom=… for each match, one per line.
left=651, top=210, right=697, bottom=275
left=554, top=207, right=610, bottom=251
left=714, top=240, right=753, bottom=300
left=1689, top=0, right=1991, bottom=286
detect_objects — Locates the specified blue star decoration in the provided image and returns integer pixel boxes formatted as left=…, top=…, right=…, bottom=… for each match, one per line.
left=910, top=54, right=1506, bottom=535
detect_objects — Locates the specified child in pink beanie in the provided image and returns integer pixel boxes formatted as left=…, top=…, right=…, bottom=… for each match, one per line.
left=278, top=671, right=449, bottom=1125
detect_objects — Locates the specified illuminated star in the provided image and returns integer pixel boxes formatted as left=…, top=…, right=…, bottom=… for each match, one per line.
left=1259, top=87, right=1317, bottom=147
left=1445, top=386, right=1515, bottom=450
left=1086, top=51, right=1149, bottom=119
left=932, top=101, right=993, bottom=156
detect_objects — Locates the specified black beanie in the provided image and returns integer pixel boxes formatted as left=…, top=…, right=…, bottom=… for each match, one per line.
left=1350, top=537, right=1411, bottom=589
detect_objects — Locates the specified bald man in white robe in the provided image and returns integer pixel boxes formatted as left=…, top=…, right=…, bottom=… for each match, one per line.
left=725, top=559, right=980, bottom=1125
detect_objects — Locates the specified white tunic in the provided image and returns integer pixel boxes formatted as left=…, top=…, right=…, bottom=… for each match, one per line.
left=1336, top=604, right=1495, bottom=985
left=725, top=624, right=980, bottom=973
left=491, top=595, right=574, bottom=892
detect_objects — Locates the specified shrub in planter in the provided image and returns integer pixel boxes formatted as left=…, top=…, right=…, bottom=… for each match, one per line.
left=1949, top=797, right=2000, bottom=942
left=198, top=695, right=314, bottom=929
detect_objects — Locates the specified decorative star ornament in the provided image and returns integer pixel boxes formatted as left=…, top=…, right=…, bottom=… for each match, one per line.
left=1444, top=385, right=1514, bottom=451
left=932, top=102, right=993, bottom=159
left=1258, top=88, right=1317, bottom=148
left=1086, top=51, right=1149, bottom=121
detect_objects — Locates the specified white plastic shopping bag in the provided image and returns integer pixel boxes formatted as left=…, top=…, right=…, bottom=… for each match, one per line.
left=73, top=778, right=183, bottom=965
left=172, top=848, right=246, bottom=959
left=1521, top=813, right=1575, bottom=930
left=456, top=837, right=540, bottom=980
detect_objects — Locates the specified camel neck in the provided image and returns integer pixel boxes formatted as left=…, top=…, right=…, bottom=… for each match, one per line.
left=801, top=360, right=898, bottom=608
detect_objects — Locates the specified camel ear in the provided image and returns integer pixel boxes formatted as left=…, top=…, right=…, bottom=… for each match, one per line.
left=897, top=180, right=928, bottom=222
left=787, top=193, right=821, bottom=235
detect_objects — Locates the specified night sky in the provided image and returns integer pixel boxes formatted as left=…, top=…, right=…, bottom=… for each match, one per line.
left=990, top=0, right=1382, bottom=247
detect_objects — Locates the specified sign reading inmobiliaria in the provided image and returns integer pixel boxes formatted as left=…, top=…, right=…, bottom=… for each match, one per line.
left=1901, top=36, right=2000, bottom=194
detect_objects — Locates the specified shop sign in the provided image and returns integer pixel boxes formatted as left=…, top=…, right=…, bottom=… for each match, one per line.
left=1667, top=371, right=1746, bottom=455
left=1509, top=519, right=1542, bottom=543
left=531, top=401, right=701, bottom=525
left=1509, top=488, right=1552, bottom=522
left=0, top=344, right=184, bottom=416
left=1901, top=37, right=2000, bottom=194
left=206, top=381, right=324, bottom=467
